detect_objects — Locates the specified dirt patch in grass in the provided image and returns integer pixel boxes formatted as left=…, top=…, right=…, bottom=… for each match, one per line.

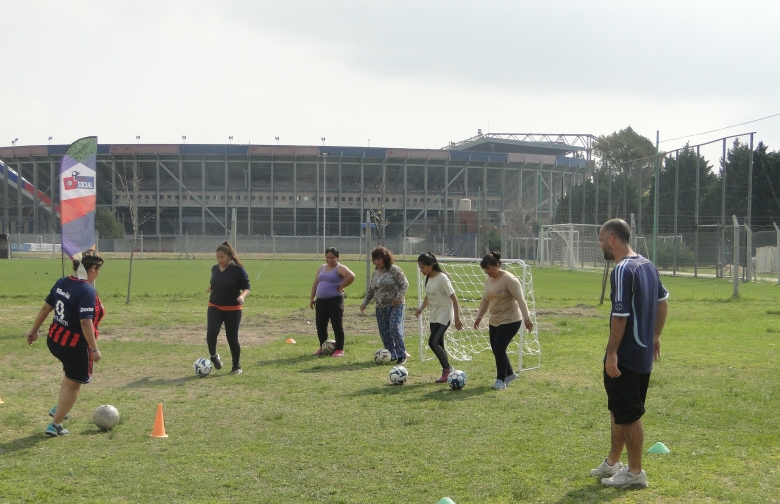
left=536, top=304, right=601, bottom=318
left=99, top=306, right=398, bottom=347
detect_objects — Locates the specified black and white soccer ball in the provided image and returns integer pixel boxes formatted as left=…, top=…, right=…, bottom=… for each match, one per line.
left=194, top=357, right=213, bottom=377
left=93, top=404, right=120, bottom=431
left=373, top=348, right=392, bottom=365
left=321, top=340, right=337, bottom=355
left=389, top=366, right=409, bottom=385
left=447, top=369, right=467, bottom=390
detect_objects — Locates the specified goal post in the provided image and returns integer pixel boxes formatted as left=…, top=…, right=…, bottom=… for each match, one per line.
left=539, top=223, right=603, bottom=270
left=416, top=258, right=540, bottom=372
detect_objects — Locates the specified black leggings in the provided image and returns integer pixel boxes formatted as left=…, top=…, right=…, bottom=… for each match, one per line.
left=315, top=296, right=345, bottom=350
left=428, top=322, right=451, bottom=370
left=207, top=307, right=242, bottom=368
left=489, top=321, right=522, bottom=380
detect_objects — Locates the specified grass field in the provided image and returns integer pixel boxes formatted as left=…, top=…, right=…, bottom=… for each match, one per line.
left=0, top=258, right=778, bottom=503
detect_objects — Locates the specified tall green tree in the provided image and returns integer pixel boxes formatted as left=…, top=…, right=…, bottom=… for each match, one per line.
left=721, top=140, right=780, bottom=228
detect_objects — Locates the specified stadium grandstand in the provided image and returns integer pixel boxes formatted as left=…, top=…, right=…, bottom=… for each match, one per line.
left=0, top=132, right=594, bottom=255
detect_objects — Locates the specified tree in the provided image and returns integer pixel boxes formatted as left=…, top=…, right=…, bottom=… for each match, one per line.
left=95, top=208, right=126, bottom=239
left=112, top=160, right=153, bottom=304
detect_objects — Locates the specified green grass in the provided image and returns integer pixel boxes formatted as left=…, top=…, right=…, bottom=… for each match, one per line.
left=0, top=259, right=779, bottom=503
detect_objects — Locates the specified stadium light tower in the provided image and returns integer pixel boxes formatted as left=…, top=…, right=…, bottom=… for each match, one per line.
left=182, top=135, right=186, bottom=144
left=229, top=136, right=233, bottom=145
left=321, top=137, right=325, bottom=146
left=48, top=136, right=53, bottom=145
left=322, top=152, right=328, bottom=255
left=275, top=136, right=279, bottom=145
left=136, top=135, right=140, bottom=144
left=12, top=138, right=18, bottom=146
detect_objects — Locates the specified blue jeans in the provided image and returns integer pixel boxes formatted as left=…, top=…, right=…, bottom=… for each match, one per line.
left=375, top=304, right=406, bottom=360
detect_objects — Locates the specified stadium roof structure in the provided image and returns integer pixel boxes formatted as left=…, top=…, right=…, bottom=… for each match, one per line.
left=444, top=132, right=596, bottom=158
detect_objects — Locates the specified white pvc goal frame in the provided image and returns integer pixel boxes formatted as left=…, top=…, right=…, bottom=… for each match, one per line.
left=416, top=258, right=540, bottom=372
left=539, top=223, right=603, bottom=270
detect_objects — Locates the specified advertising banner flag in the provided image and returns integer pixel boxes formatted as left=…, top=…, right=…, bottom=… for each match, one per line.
left=60, top=136, right=97, bottom=257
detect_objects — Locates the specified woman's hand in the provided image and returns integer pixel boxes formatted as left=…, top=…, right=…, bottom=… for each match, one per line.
left=26, top=330, right=39, bottom=345
left=454, top=317, right=463, bottom=330
left=523, top=319, right=534, bottom=332
left=237, top=295, right=245, bottom=305
left=359, top=304, right=366, bottom=313
left=91, top=348, right=102, bottom=363
left=206, top=287, right=212, bottom=293
left=414, top=308, right=422, bottom=318
left=392, top=297, right=402, bottom=307
left=473, top=317, right=482, bottom=330
left=310, top=298, right=316, bottom=309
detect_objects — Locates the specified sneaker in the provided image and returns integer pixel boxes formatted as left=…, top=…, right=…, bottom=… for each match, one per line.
left=332, top=350, right=344, bottom=357
left=229, top=367, right=242, bottom=375
left=435, top=367, right=454, bottom=383
left=504, top=372, right=519, bottom=386
left=49, top=406, right=70, bottom=420
left=601, top=466, right=648, bottom=488
left=590, top=458, right=623, bottom=478
left=397, top=356, right=408, bottom=365
left=405, top=352, right=411, bottom=358
left=211, top=354, right=223, bottom=370
left=44, top=422, right=69, bottom=437
left=491, top=379, right=506, bottom=390
left=312, top=347, right=323, bottom=356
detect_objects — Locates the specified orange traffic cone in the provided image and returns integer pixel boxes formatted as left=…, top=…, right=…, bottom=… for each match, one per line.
left=150, top=403, right=168, bottom=438
left=285, top=338, right=296, bottom=344
left=0, top=396, right=4, bottom=404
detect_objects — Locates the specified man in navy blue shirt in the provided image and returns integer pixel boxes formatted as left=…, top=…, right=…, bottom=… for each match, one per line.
left=591, top=219, right=669, bottom=488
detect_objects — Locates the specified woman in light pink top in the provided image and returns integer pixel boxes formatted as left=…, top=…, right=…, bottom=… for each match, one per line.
left=473, top=251, right=533, bottom=390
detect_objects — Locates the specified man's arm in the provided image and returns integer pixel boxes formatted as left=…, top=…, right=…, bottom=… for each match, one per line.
left=653, top=299, right=668, bottom=361
left=605, top=316, right=627, bottom=378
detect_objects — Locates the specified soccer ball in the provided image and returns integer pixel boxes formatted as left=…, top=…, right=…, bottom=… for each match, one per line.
left=93, top=404, right=120, bottom=431
left=321, top=340, right=337, bottom=356
left=194, top=357, right=213, bottom=377
left=447, top=369, right=467, bottom=390
left=389, top=366, right=409, bottom=385
left=373, top=348, right=392, bottom=365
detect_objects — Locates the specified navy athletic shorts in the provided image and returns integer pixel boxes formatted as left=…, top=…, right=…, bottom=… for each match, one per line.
left=603, top=365, right=650, bottom=424
left=48, top=337, right=93, bottom=384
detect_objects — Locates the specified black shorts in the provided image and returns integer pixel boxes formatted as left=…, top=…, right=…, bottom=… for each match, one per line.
left=48, top=337, right=93, bottom=384
left=603, top=365, right=650, bottom=424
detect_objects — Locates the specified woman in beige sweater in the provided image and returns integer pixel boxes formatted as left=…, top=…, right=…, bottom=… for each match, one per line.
left=473, top=251, right=534, bottom=390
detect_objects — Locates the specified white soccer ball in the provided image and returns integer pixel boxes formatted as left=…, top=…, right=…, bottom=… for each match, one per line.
left=194, top=357, right=213, bottom=377
left=374, top=348, right=392, bottom=365
left=389, top=366, right=409, bottom=385
left=93, top=404, right=120, bottom=431
left=321, top=340, right=336, bottom=355
left=447, top=369, right=467, bottom=390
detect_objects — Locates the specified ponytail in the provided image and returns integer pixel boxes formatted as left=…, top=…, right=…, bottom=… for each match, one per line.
left=216, top=240, right=243, bottom=267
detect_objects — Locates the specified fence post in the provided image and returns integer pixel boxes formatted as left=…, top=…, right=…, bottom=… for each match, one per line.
left=774, top=222, right=780, bottom=286
left=732, top=216, right=739, bottom=298
left=746, top=222, right=753, bottom=282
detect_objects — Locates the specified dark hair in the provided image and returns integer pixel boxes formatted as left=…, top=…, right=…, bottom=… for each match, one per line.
left=370, top=246, right=394, bottom=269
left=325, top=247, right=339, bottom=258
left=216, top=240, right=243, bottom=267
left=479, top=251, right=502, bottom=269
left=72, top=249, right=104, bottom=272
left=601, top=218, right=631, bottom=244
left=417, top=252, right=443, bottom=286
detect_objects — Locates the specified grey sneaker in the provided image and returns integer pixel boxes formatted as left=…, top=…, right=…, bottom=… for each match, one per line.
left=590, top=458, right=623, bottom=478
left=504, top=372, right=519, bottom=386
left=491, top=379, right=506, bottom=390
left=601, top=466, right=648, bottom=488
left=211, top=354, right=223, bottom=370
left=229, top=367, right=242, bottom=375
left=45, top=422, right=69, bottom=437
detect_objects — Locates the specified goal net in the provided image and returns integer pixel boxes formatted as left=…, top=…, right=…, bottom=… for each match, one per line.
left=416, top=258, right=540, bottom=371
left=539, top=223, right=603, bottom=269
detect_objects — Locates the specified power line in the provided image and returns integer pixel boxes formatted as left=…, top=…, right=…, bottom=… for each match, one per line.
left=660, top=113, right=780, bottom=143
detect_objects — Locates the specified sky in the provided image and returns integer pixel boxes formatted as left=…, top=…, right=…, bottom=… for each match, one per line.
left=2, top=0, right=780, bottom=166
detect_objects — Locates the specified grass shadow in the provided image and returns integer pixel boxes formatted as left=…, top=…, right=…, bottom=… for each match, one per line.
left=0, top=433, right=46, bottom=455
left=554, top=482, right=640, bottom=503
left=121, top=375, right=200, bottom=388
left=254, top=355, right=316, bottom=367
left=300, top=360, right=378, bottom=373
left=415, top=384, right=492, bottom=401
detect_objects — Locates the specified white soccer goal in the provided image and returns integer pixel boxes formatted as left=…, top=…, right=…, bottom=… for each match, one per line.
left=416, top=258, right=540, bottom=371
left=539, top=223, right=603, bottom=269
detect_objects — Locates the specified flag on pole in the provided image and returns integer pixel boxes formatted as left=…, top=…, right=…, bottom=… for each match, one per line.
left=60, top=136, right=97, bottom=257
